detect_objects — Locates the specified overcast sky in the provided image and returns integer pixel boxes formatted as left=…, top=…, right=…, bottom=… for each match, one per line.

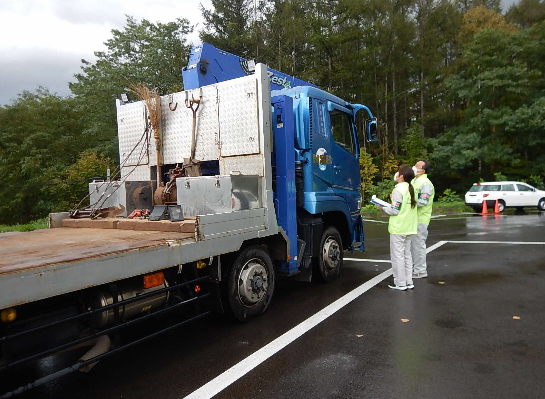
left=0, top=0, right=517, bottom=107
left=0, top=0, right=211, bottom=106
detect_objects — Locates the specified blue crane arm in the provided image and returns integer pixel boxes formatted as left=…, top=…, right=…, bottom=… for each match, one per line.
left=182, top=43, right=318, bottom=90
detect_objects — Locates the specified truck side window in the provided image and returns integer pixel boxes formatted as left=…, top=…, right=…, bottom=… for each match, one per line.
left=330, top=110, right=355, bottom=155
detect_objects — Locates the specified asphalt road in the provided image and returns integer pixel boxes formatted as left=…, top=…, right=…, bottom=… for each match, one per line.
left=8, top=211, right=545, bottom=399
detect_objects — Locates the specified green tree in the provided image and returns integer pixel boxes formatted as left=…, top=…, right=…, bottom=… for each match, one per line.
left=49, top=151, right=112, bottom=211
left=432, top=23, right=545, bottom=187
left=200, top=0, right=259, bottom=58
left=70, top=16, right=193, bottom=160
left=359, top=148, right=379, bottom=201
left=399, top=123, right=429, bottom=166
left=0, top=89, right=87, bottom=224
left=506, top=0, right=545, bottom=29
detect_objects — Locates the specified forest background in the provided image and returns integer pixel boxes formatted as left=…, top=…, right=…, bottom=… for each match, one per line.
left=1, top=0, right=545, bottom=224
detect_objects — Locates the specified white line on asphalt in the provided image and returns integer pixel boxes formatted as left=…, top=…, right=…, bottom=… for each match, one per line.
left=426, top=241, right=447, bottom=253
left=362, top=219, right=388, bottom=224
left=184, top=242, right=447, bottom=399
left=184, top=268, right=392, bottom=399
left=446, top=240, right=545, bottom=245
left=344, top=258, right=391, bottom=263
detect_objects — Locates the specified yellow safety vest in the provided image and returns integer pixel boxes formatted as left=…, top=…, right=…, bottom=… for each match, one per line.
left=412, top=174, right=435, bottom=225
left=388, top=182, right=418, bottom=235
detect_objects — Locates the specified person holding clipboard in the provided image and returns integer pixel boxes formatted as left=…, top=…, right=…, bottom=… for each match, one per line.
left=376, top=166, right=418, bottom=291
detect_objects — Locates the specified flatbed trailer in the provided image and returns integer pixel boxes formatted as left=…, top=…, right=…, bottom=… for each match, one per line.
left=0, top=208, right=274, bottom=311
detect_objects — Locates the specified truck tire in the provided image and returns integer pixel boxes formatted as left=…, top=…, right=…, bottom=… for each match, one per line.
left=225, top=245, right=275, bottom=322
left=316, top=226, right=343, bottom=282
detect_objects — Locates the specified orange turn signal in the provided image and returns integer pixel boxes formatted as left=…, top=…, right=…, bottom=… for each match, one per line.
left=1, top=308, right=16, bottom=323
left=194, top=285, right=201, bottom=293
left=143, top=272, right=164, bottom=289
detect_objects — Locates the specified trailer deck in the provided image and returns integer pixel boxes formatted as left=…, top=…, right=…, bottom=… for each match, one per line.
left=0, top=226, right=195, bottom=276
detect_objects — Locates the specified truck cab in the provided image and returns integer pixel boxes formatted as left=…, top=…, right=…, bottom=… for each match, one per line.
left=183, top=43, right=378, bottom=280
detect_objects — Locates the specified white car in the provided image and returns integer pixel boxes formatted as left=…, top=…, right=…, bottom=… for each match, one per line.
left=465, top=181, right=545, bottom=212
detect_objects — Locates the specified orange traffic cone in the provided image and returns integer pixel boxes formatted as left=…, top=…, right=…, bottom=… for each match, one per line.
left=494, top=199, right=501, bottom=214
left=481, top=200, right=488, bottom=214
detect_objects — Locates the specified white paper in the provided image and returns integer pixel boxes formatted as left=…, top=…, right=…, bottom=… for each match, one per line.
left=370, top=195, right=392, bottom=208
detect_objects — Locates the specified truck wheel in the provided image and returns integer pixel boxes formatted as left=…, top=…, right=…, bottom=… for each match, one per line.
left=316, top=226, right=343, bottom=282
left=226, top=245, right=275, bottom=322
left=538, top=198, right=545, bottom=211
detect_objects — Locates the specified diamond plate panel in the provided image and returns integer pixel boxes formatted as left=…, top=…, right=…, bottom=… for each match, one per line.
left=117, top=101, right=149, bottom=166
left=160, top=86, right=220, bottom=164
left=121, top=165, right=151, bottom=181
left=218, top=77, right=260, bottom=157
left=220, top=155, right=264, bottom=177
left=117, top=76, right=261, bottom=169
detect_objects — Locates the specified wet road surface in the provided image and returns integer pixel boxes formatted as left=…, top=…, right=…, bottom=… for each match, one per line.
left=8, top=211, right=545, bottom=398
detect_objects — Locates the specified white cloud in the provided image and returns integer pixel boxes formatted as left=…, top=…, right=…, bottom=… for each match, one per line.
left=0, top=0, right=210, bottom=105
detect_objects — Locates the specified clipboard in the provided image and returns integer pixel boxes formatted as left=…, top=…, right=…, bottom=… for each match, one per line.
left=370, top=195, right=392, bottom=208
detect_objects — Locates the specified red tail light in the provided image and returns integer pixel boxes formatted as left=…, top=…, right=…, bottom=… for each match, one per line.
left=483, top=194, right=489, bottom=197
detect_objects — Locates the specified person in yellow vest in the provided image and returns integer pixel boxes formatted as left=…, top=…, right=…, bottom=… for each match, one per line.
left=411, top=160, right=435, bottom=279
left=378, top=166, right=418, bottom=291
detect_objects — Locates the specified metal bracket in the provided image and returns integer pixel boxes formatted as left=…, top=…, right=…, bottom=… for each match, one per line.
left=168, top=94, right=177, bottom=111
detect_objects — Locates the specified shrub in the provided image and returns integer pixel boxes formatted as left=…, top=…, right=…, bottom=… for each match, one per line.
left=438, top=188, right=462, bottom=203
left=367, top=180, right=396, bottom=202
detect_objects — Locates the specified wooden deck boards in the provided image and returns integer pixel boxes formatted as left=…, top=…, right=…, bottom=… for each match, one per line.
left=0, top=227, right=194, bottom=275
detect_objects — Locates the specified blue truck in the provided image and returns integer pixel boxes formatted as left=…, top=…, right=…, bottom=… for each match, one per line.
left=182, top=43, right=378, bottom=282
left=0, top=43, right=377, bottom=396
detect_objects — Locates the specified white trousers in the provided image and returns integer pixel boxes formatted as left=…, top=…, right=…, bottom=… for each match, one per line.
left=411, top=223, right=429, bottom=275
left=390, top=234, right=413, bottom=287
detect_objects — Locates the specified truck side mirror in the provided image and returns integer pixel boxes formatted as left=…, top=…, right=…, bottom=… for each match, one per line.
left=365, top=118, right=379, bottom=142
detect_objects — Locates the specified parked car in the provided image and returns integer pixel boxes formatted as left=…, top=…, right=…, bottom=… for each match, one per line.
left=465, top=181, right=545, bottom=212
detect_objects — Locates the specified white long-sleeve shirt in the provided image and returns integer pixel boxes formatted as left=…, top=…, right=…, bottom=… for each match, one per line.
left=383, top=187, right=404, bottom=216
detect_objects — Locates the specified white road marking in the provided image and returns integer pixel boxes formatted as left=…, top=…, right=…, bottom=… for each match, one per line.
left=184, top=242, right=447, bottom=399
left=185, top=238, right=543, bottom=398
left=446, top=240, right=545, bottom=245
left=184, top=268, right=392, bottom=399
left=362, top=219, right=388, bottom=224
left=426, top=241, right=448, bottom=253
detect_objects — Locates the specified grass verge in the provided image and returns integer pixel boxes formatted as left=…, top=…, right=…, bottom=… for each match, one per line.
left=0, top=218, right=49, bottom=233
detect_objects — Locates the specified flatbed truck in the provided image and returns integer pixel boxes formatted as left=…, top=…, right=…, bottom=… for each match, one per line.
left=0, top=43, right=377, bottom=396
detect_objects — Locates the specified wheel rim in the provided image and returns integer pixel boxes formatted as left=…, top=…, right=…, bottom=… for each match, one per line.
left=499, top=202, right=505, bottom=212
left=540, top=200, right=545, bottom=210
left=322, top=236, right=341, bottom=273
left=237, top=258, right=269, bottom=307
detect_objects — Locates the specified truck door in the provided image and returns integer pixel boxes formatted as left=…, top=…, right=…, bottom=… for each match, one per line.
left=327, top=103, right=360, bottom=211
left=310, top=99, right=334, bottom=192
